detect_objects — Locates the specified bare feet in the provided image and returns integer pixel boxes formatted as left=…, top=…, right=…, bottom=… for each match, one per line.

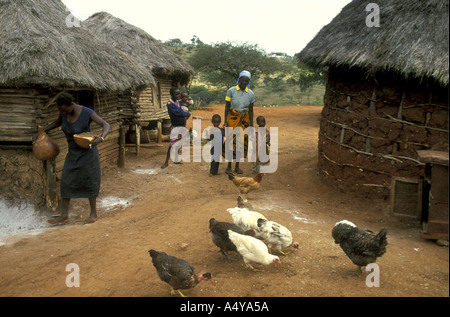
left=84, top=216, right=97, bottom=224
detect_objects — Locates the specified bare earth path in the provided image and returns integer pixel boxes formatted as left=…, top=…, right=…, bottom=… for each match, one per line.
left=0, top=105, right=448, bottom=300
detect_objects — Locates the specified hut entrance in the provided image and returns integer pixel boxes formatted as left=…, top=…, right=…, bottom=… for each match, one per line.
left=74, top=90, right=95, bottom=109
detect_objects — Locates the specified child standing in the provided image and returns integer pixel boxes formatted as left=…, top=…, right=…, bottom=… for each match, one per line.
left=161, top=87, right=190, bottom=169
left=252, top=115, right=270, bottom=174
left=204, top=114, right=224, bottom=176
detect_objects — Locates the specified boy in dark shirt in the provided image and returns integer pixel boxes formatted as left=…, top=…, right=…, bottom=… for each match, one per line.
left=161, top=87, right=190, bottom=169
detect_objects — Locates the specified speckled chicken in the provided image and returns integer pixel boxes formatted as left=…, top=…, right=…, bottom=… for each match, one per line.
left=256, top=218, right=299, bottom=255
left=148, top=249, right=212, bottom=297
left=209, top=218, right=254, bottom=262
left=332, top=220, right=388, bottom=271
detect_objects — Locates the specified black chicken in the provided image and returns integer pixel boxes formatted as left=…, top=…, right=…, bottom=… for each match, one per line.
left=332, top=220, right=388, bottom=271
left=148, top=249, right=212, bottom=297
left=209, top=218, right=254, bottom=262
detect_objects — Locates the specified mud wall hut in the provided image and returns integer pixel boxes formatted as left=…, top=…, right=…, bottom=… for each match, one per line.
left=297, top=0, right=449, bottom=200
left=83, top=12, right=195, bottom=147
left=0, top=0, right=154, bottom=208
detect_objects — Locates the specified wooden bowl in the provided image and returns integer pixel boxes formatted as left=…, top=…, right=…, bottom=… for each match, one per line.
left=73, top=132, right=101, bottom=149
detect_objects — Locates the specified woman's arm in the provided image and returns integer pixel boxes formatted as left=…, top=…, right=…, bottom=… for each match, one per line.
left=249, top=102, right=254, bottom=127
left=44, top=113, right=63, bottom=132
left=224, top=101, right=231, bottom=127
left=90, top=112, right=111, bottom=146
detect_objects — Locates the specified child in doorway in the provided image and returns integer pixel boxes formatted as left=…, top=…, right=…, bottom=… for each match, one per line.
left=252, top=115, right=270, bottom=174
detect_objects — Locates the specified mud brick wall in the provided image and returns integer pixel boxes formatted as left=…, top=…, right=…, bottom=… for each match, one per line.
left=318, top=66, right=449, bottom=199
left=0, top=150, right=46, bottom=206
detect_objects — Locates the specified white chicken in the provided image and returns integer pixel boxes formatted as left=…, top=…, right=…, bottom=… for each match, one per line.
left=227, top=230, right=281, bottom=271
left=227, top=207, right=267, bottom=232
left=256, top=218, right=299, bottom=255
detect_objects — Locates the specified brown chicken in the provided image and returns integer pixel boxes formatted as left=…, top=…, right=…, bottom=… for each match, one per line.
left=228, top=173, right=265, bottom=199
left=149, top=249, right=212, bottom=297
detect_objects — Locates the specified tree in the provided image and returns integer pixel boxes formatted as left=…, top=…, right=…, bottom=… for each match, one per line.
left=164, top=38, right=183, bottom=47
left=190, top=35, right=204, bottom=46
left=292, top=58, right=325, bottom=92
left=188, top=42, right=284, bottom=88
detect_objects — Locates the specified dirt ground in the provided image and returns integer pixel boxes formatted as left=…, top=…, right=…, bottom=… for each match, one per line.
left=0, top=105, right=448, bottom=298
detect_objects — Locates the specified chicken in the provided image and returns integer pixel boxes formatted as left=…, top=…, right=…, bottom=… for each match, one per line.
left=237, top=195, right=253, bottom=210
left=227, top=206, right=267, bottom=232
left=148, top=249, right=212, bottom=297
left=332, top=220, right=388, bottom=271
left=228, top=172, right=265, bottom=199
left=209, top=218, right=255, bottom=262
left=227, top=230, right=281, bottom=271
left=256, top=218, right=299, bottom=255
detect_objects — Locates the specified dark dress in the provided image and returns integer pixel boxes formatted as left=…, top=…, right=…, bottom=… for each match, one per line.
left=60, top=106, right=100, bottom=199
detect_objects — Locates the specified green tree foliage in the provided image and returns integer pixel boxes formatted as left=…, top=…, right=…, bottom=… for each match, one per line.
left=188, top=42, right=284, bottom=89
left=292, top=58, right=325, bottom=92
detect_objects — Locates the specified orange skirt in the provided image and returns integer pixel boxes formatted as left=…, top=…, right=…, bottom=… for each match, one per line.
left=223, top=109, right=250, bottom=159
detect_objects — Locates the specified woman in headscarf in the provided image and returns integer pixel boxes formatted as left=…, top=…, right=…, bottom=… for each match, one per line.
left=223, top=70, right=255, bottom=174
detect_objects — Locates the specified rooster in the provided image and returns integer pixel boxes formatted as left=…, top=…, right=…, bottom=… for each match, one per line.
left=228, top=172, right=265, bottom=199
left=227, top=230, right=281, bottom=271
left=227, top=207, right=267, bottom=232
left=148, top=249, right=212, bottom=297
left=209, top=218, right=254, bottom=262
left=332, top=220, right=388, bottom=271
left=257, top=218, right=299, bottom=255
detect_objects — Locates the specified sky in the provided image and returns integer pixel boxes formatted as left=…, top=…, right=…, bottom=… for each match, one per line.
left=62, top=0, right=351, bottom=56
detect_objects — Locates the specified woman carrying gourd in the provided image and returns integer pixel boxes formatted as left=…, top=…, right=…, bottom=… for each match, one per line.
left=42, top=92, right=110, bottom=224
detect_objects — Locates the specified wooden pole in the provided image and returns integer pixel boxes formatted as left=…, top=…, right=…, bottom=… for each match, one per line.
left=135, top=123, right=140, bottom=156
left=157, top=119, right=163, bottom=144
left=119, top=125, right=126, bottom=168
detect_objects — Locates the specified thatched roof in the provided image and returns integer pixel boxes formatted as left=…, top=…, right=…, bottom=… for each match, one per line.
left=84, top=11, right=195, bottom=86
left=0, top=0, right=155, bottom=91
left=297, top=0, right=449, bottom=86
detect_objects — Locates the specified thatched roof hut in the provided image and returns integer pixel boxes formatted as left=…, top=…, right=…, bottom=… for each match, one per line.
left=297, top=0, right=449, bottom=204
left=299, top=0, right=449, bottom=86
left=0, top=0, right=155, bottom=91
left=83, top=11, right=195, bottom=146
left=0, top=0, right=155, bottom=207
left=84, top=11, right=194, bottom=87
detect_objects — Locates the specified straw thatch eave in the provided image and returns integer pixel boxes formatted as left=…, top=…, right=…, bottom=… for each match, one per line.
left=83, top=11, right=194, bottom=86
left=0, top=0, right=155, bottom=91
left=297, top=0, right=449, bottom=86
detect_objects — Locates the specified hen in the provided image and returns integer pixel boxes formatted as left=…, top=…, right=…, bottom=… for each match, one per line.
left=227, top=230, right=281, bottom=271
left=228, top=172, right=265, bottom=199
left=209, top=218, right=254, bottom=262
left=257, top=218, right=299, bottom=255
left=237, top=195, right=253, bottom=210
left=148, top=249, right=212, bottom=297
left=227, top=206, right=267, bottom=232
left=332, top=220, right=388, bottom=271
